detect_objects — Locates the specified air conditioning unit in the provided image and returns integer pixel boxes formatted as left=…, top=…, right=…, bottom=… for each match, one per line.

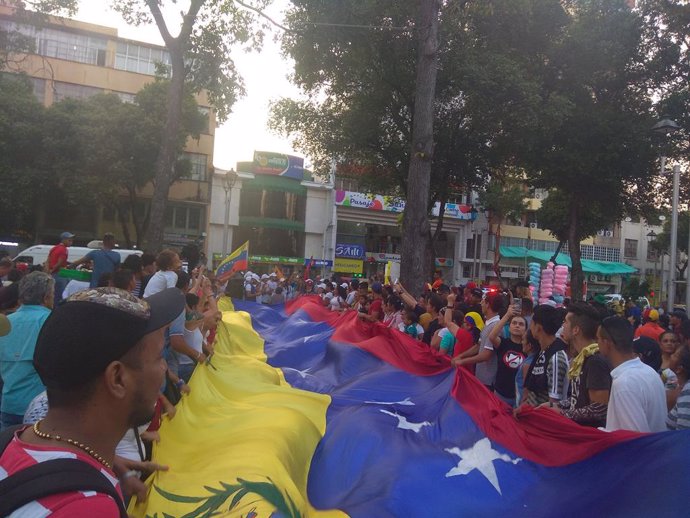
left=597, top=230, right=605, bottom=236
left=604, top=230, right=614, bottom=238
left=529, top=222, right=538, bottom=229
left=534, top=192, right=541, bottom=199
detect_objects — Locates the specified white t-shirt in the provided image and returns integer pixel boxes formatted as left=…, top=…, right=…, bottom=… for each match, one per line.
left=143, top=270, right=177, bottom=297
left=346, top=291, right=357, bottom=306
left=62, top=279, right=90, bottom=299
left=606, top=357, right=667, bottom=433
left=329, top=296, right=344, bottom=311
left=178, top=326, right=204, bottom=366
left=475, top=314, right=501, bottom=386
left=115, top=424, right=150, bottom=462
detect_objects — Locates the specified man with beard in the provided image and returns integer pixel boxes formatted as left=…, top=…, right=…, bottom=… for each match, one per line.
left=0, top=287, right=184, bottom=516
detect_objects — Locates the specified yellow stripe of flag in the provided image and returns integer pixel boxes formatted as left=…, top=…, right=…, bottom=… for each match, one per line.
left=130, top=296, right=348, bottom=518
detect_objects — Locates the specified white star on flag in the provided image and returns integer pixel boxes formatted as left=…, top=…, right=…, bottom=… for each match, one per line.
left=445, top=438, right=522, bottom=495
left=364, top=397, right=415, bottom=406
left=379, top=409, right=431, bottom=433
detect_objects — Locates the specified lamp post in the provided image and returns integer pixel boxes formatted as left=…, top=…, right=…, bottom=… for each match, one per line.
left=652, top=117, right=680, bottom=310
left=221, top=168, right=237, bottom=256
left=647, top=230, right=658, bottom=306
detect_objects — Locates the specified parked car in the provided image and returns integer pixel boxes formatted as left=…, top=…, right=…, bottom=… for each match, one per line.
left=14, top=244, right=141, bottom=267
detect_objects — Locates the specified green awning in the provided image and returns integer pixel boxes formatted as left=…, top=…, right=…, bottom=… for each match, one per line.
left=239, top=216, right=305, bottom=232
left=242, top=174, right=307, bottom=195
left=499, top=246, right=638, bottom=275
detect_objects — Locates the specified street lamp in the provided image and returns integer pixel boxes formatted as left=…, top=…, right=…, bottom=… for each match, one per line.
left=647, top=230, right=658, bottom=306
left=652, top=117, right=680, bottom=309
left=221, top=168, right=237, bottom=256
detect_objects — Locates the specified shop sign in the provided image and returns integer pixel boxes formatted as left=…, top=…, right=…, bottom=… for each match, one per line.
left=431, top=202, right=477, bottom=220
left=253, top=150, right=305, bottom=180
left=365, top=252, right=401, bottom=263
left=333, top=258, right=364, bottom=273
left=304, top=258, right=333, bottom=267
left=249, top=255, right=302, bottom=265
left=335, top=243, right=365, bottom=259
left=336, top=190, right=476, bottom=221
left=435, top=258, right=454, bottom=267
left=335, top=190, right=405, bottom=213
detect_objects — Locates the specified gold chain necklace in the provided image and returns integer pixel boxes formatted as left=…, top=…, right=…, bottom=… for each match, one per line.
left=32, top=420, right=112, bottom=470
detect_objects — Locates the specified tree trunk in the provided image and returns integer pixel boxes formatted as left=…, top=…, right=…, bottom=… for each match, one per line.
left=568, top=203, right=584, bottom=302
left=144, top=48, right=185, bottom=252
left=116, top=203, right=133, bottom=249
left=400, top=0, right=441, bottom=297
left=493, top=218, right=503, bottom=286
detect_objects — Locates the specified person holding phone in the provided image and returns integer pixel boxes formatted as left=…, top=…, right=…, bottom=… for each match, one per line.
left=485, top=305, right=526, bottom=407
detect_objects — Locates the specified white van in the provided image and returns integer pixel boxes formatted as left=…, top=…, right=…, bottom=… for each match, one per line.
left=14, top=244, right=142, bottom=266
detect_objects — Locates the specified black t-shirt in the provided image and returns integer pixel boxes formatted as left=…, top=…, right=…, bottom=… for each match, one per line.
left=423, top=318, right=441, bottom=345
left=494, top=337, right=525, bottom=399
left=568, top=353, right=612, bottom=425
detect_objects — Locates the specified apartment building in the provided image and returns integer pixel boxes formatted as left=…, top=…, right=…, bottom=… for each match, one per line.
left=0, top=5, right=215, bottom=249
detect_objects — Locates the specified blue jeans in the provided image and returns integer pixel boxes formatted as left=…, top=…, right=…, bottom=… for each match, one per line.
left=0, top=411, right=24, bottom=431
left=178, top=363, right=196, bottom=384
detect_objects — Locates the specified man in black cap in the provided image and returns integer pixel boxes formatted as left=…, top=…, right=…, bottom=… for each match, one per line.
left=459, top=287, right=484, bottom=317
left=0, top=287, right=184, bottom=516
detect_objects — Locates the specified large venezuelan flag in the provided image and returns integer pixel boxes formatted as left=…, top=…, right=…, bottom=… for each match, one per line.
left=132, top=296, right=690, bottom=518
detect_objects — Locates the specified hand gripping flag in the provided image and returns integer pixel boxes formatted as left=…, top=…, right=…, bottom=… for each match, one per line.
left=215, top=241, right=249, bottom=283
left=132, top=296, right=690, bottom=518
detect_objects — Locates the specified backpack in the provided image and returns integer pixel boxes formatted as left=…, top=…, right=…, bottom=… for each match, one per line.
left=0, top=425, right=128, bottom=517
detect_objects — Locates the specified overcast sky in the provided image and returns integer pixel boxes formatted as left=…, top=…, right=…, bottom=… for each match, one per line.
left=73, top=0, right=302, bottom=171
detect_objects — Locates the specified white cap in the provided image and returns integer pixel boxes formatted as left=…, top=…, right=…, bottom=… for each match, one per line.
left=252, top=273, right=260, bottom=281
left=340, top=283, right=349, bottom=289
left=331, top=282, right=337, bottom=287
left=280, top=277, right=286, bottom=282
left=269, top=272, right=277, bottom=277
left=261, top=274, right=269, bottom=280
left=317, top=283, right=327, bottom=289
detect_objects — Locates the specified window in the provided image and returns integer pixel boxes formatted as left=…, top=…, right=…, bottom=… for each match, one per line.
left=183, top=152, right=208, bottom=181
left=0, top=21, right=108, bottom=66
left=174, top=207, right=187, bottom=229
left=30, top=78, right=46, bottom=102
left=188, top=207, right=200, bottom=230
left=114, top=91, right=136, bottom=104
left=115, top=42, right=171, bottom=76
left=624, top=239, right=638, bottom=259
left=198, top=106, right=211, bottom=134
left=165, top=205, right=205, bottom=233
left=53, top=81, right=102, bottom=101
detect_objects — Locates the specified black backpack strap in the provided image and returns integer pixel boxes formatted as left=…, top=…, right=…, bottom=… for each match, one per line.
left=0, top=424, right=24, bottom=453
left=0, top=458, right=128, bottom=517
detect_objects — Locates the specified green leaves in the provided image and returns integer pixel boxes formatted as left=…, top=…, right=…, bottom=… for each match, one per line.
left=152, top=477, right=303, bottom=518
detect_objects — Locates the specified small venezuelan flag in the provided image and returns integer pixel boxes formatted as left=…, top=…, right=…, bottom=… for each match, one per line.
left=215, top=241, right=249, bottom=282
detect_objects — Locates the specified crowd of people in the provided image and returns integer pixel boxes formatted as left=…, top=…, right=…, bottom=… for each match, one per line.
left=302, top=271, right=689, bottom=434
left=0, top=233, right=688, bottom=515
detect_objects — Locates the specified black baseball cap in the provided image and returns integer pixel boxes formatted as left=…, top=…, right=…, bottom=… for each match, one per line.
left=34, top=287, right=184, bottom=389
left=471, top=288, right=483, bottom=298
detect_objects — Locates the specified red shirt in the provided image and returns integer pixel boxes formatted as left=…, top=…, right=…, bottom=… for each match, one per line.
left=368, top=298, right=384, bottom=321
left=453, top=327, right=476, bottom=374
left=634, top=322, right=665, bottom=343
left=0, top=427, right=122, bottom=516
left=47, top=243, right=68, bottom=273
